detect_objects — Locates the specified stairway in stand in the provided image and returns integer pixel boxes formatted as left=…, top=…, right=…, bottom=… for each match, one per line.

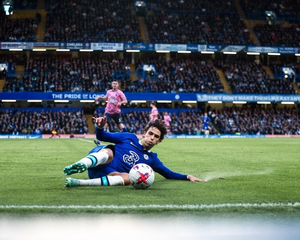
left=215, top=68, right=232, bottom=94
left=0, top=79, right=5, bottom=92
left=85, top=115, right=95, bottom=134
left=128, top=64, right=136, bottom=81
left=138, top=16, right=150, bottom=43
left=292, top=83, right=300, bottom=94
left=36, top=10, right=47, bottom=42
left=262, top=66, right=274, bottom=80
left=15, top=65, right=25, bottom=78
left=233, top=0, right=260, bottom=46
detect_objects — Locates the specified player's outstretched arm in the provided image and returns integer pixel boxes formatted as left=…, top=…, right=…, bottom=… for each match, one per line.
left=187, top=175, right=206, bottom=182
left=95, top=96, right=108, bottom=101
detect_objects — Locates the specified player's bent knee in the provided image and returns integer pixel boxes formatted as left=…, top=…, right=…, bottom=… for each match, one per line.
left=99, top=148, right=114, bottom=161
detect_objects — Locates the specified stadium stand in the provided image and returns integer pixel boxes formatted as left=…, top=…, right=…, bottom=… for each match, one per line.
left=44, top=0, right=142, bottom=43
left=254, top=23, right=300, bottom=47
left=239, top=0, right=300, bottom=22
left=212, top=105, right=300, bottom=135
left=0, top=0, right=299, bottom=136
left=1, top=104, right=298, bottom=136
left=3, top=55, right=130, bottom=92
left=0, top=4, right=38, bottom=42
left=0, top=107, right=88, bottom=135
left=145, top=0, right=254, bottom=45
left=126, top=57, right=225, bottom=93
left=214, top=59, right=297, bottom=94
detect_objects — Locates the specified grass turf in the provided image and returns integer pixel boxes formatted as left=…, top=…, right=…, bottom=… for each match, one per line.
left=0, top=137, right=299, bottom=216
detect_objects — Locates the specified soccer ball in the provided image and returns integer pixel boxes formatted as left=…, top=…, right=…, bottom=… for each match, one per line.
left=129, top=163, right=155, bottom=189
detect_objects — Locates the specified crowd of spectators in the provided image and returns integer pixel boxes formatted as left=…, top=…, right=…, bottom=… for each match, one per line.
left=145, top=0, right=253, bottom=45
left=1, top=0, right=299, bottom=46
left=0, top=7, right=38, bottom=42
left=123, top=57, right=224, bottom=93
left=269, top=59, right=300, bottom=87
left=239, top=0, right=300, bottom=21
left=93, top=108, right=218, bottom=135
left=156, top=0, right=237, bottom=12
left=0, top=54, right=20, bottom=73
left=1, top=105, right=299, bottom=136
left=212, top=105, right=300, bottom=135
left=3, top=55, right=130, bottom=92
left=13, top=0, right=37, bottom=10
left=214, top=59, right=297, bottom=94
left=254, top=23, right=300, bottom=47
left=3, top=55, right=226, bottom=94
left=0, top=108, right=88, bottom=135
left=44, top=0, right=142, bottom=43
left=3, top=55, right=299, bottom=95
left=93, top=105, right=300, bottom=136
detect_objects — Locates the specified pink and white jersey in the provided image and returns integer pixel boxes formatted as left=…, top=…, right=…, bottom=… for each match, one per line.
left=105, top=90, right=126, bottom=114
left=163, top=115, right=171, bottom=127
left=150, top=107, right=158, bottom=121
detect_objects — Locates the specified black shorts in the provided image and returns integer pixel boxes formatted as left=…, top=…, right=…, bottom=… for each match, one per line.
left=105, top=113, right=122, bottom=125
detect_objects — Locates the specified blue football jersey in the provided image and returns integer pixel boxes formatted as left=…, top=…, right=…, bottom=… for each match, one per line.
left=202, top=116, right=211, bottom=130
left=94, top=127, right=188, bottom=180
left=203, top=116, right=211, bottom=125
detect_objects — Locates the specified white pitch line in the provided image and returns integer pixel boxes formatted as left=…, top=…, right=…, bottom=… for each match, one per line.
left=204, top=169, right=274, bottom=181
left=1, top=202, right=300, bottom=210
left=76, top=138, right=94, bottom=143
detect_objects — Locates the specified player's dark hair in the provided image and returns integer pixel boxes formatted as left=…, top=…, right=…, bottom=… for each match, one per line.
left=144, top=119, right=167, bottom=141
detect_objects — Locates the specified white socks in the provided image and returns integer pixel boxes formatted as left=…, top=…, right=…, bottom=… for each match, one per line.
left=74, top=150, right=125, bottom=186
left=78, top=151, right=109, bottom=168
left=77, top=176, right=124, bottom=186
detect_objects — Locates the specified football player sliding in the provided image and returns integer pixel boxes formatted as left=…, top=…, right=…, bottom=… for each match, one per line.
left=63, top=117, right=205, bottom=187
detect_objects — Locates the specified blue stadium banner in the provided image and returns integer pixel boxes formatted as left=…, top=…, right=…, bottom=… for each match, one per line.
left=1, top=92, right=300, bottom=102
left=247, top=46, right=300, bottom=54
left=198, top=44, right=220, bottom=52
left=0, top=135, right=42, bottom=139
left=171, top=134, right=266, bottom=139
left=1, top=41, right=299, bottom=53
left=124, top=43, right=155, bottom=51
left=278, top=47, right=299, bottom=54
left=0, top=92, right=197, bottom=101
left=0, top=42, right=29, bottom=50
left=91, top=43, right=123, bottom=50
left=0, top=92, right=100, bottom=100
left=247, top=46, right=279, bottom=53
left=187, top=44, right=198, bottom=52
left=155, top=44, right=187, bottom=51
left=220, top=45, right=247, bottom=52
left=59, top=42, right=91, bottom=49
left=33, top=42, right=59, bottom=49
left=196, top=94, right=300, bottom=102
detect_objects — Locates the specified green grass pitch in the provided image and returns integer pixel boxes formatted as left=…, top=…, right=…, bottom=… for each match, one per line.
left=0, top=137, right=300, bottom=217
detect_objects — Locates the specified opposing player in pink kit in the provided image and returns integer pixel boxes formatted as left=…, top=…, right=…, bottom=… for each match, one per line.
left=149, top=101, right=159, bottom=121
left=95, top=80, right=128, bottom=133
left=162, top=111, right=171, bottom=137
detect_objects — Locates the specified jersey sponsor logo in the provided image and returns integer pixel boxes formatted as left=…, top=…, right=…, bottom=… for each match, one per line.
left=108, top=98, right=118, bottom=104
left=123, top=150, right=139, bottom=166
